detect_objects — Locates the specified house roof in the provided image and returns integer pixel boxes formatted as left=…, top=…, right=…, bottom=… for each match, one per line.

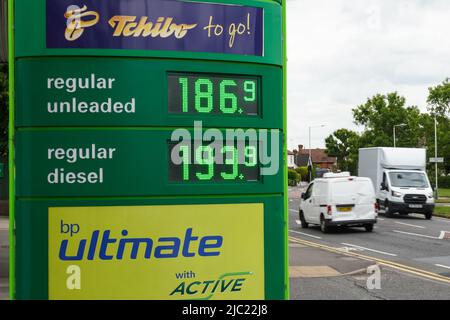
left=296, top=154, right=310, bottom=166
left=299, top=148, right=336, bottom=164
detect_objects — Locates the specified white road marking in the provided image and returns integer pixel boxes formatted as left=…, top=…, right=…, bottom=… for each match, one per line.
left=289, top=229, right=322, bottom=239
left=435, top=264, right=450, bottom=270
left=339, top=246, right=364, bottom=253
left=340, top=243, right=398, bottom=257
left=295, top=220, right=301, bottom=225
left=289, top=209, right=298, bottom=213
left=392, top=230, right=440, bottom=240
left=395, top=221, right=426, bottom=229
left=377, top=218, right=385, bottom=221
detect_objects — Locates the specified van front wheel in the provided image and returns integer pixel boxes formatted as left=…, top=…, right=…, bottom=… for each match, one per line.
left=384, top=200, right=394, bottom=218
left=364, top=224, right=374, bottom=232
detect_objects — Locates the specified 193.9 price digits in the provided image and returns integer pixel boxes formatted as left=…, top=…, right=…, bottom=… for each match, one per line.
left=169, top=143, right=260, bottom=182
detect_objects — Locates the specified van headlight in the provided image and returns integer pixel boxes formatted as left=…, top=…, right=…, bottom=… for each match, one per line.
left=391, top=191, right=403, bottom=198
left=428, top=192, right=434, bottom=198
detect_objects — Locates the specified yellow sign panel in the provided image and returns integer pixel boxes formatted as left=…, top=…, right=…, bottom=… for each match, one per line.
left=48, top=203, right=264, bottom=299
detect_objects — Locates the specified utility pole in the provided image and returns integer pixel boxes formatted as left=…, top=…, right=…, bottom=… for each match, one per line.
left=435, top=116, right=439, bottom=199
left=308, top=125, right=325, bottom=181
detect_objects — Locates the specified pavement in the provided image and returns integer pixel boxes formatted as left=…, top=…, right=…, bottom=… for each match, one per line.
left=288, top=185, right=450, bottom=300
left=0, top=216, right=8, bottom=300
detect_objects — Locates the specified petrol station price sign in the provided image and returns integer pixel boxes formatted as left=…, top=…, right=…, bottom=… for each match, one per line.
left=10, top=0, right=287, bottom=300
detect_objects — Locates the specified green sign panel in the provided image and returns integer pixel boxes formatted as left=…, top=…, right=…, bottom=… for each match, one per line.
left=10, top=0, right=287, bottom=300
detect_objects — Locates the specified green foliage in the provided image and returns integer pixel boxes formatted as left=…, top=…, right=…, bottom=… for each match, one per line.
left=288, top=169, right=300, bottom=186
left=439, top=176, right=450, bottom=189
left=352, top=92, right=424, bottom=148
left=295, top=166, right=307, bottom=181
left=325, top=128, right=360, bottom=175
left=428, top=78, right=450, bottom=117
left=294, top=166, right=311, bottom=181
left=327, top=81, right=450, bottom=177
left=0, top=63, right=7, bottom=157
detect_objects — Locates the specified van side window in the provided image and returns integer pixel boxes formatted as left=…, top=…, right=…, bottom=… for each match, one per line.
left=382, top=172, right=387, bottom=190
left=304, top=183, right=314, bottom=200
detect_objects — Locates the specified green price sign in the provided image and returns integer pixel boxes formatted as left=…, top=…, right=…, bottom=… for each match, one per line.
left=168, top=73, right=259, bottom=115
left=10, top=0, right=287, bottom=301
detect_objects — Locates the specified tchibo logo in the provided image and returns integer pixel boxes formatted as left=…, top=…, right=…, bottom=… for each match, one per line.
left=64, top=5, right=99, bottom=41
left=63, top=4, right=198, bottom=42
left=58, top=220, right=223, bottom=261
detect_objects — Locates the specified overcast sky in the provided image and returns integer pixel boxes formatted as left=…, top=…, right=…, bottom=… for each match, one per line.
left=286, top=0, right=450, bottom=151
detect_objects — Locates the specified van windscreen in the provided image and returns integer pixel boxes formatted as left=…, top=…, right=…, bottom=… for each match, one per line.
left=388, top=172, right=429, bottom=188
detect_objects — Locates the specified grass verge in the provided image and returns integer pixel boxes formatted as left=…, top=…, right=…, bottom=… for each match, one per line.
left=438, top=188, right=450, bottom=198
left=434, top=206, right=450, bottom=219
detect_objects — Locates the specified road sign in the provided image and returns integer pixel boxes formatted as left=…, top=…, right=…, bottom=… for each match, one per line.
left=10, top=0, right=287, bottom=299
left=430, top=157, right=444, bottom=163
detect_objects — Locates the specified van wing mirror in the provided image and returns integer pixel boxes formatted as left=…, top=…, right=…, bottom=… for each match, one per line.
left=380, top=182, right=385, bottom=190
left=300, top=192, right=305, bottom=200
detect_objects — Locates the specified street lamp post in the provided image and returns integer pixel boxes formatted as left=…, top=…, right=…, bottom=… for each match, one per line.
left=393, top=123, right=406, bottom=148
left=434, top=116, right=439, bottom=199
left=308, top=124, right=325, bottom=181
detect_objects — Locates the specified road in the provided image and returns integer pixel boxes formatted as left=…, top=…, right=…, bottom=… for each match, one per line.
left=288, top=185, right=450, bottom=300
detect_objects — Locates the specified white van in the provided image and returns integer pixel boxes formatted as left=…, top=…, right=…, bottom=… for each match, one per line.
left=299, top=172, right=378, bottom=233
left=359, top=148, right=434, bottom=219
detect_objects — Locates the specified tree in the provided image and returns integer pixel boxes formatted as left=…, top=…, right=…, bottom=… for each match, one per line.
left=352, top=92, right=423, bottom=148
left=426, top=80, right=450, bottom=174
left=0, top=63, right=7, bottom=158
left=325, top=129, right=360, bottom=175
left=427, top=78, right=450, bottom=117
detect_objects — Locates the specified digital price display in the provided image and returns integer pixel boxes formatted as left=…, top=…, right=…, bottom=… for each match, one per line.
left=168, top=142, right=260, bottom=182
left=168, top=73, right=260, bottom=116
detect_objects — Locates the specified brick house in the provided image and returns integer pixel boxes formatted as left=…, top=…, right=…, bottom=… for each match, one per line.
left=293, top=145, right=337, bottom=170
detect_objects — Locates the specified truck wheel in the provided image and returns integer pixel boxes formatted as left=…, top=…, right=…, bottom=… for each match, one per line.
left=364, top=224, right=374, bottom=232
left=320, top=216, right=329, bottom=234
left=425, top=212, right=433, bottom=220
left=384, top=200, right=394, bottom=218
left=299, top=211, right=309, bottom=228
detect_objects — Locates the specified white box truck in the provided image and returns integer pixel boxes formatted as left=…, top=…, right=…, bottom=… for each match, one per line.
left=358, top=148, right=434, bottom=219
